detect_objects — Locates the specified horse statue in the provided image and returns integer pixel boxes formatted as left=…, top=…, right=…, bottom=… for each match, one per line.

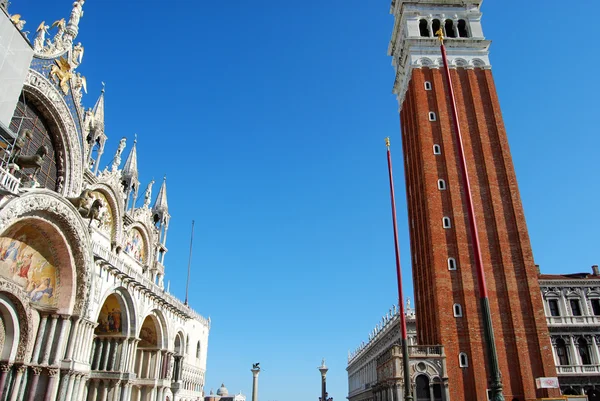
left=15, top=144, right=48, bottom=176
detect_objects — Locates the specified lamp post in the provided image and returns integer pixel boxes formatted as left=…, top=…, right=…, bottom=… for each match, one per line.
left=318, top=359, right=333, bottom=401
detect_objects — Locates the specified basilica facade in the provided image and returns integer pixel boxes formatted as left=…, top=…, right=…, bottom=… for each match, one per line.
left=0, top=1, right=209, bottom=401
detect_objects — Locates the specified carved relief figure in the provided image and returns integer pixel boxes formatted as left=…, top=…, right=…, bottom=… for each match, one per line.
left=0, top=226, right=59, bottom=307
left=72, top=42, right=84, bottom=67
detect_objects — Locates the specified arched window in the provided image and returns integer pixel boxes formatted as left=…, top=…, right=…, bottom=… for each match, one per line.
left=196, top=341, right=201, bottom=359
left=428, top=112, right=437, bottom=121
left=445, top=19, right=456, bottom=38
left=443, top=217, right=451, bottom=228
left=424, top=81, right=432, bottom=91
left=578, top=338, right=592, bottom=365
left=458, top=19, right=469, bottom=37
left=433, top=144, right=441, bottom=155
left=9, top=95, right=60, bottom=191
left=453, top=304, right=463, bottom=317
left=432, top=19, right=441, bottom=35
left=186, top=334, right=190, bottom=355
left=419, top=19, right=430, bottom=37
left=415, top=375, right=430, bottom=401
left=555, top=338, right=569, bottom=365
left=438, top=179, right=446, bottom=190
left=459, top=352, right=468, bottom=367
left=448, top=257, right=457, bottom=271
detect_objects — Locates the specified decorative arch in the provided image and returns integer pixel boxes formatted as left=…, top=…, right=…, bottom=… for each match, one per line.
left=139, top=309, right=168, bottom=350
left=0, top=191, right=93, bottom=317
left=21, top=69, right=84, bottom=196
left=124, top=222, right=152, bottom=266
left=85, top=183, right=124, bottom=243
left=0, top=287, right=33, bottom=362
left=95, top=287, right=137, bottom=338
left=174, top=330, right=185, bottom=356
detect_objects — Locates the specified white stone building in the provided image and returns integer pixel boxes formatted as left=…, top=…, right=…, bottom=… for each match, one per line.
left=539, top=266, right=600, bottom=399
left=347, top=303, right=448, bottom=401
left=0, top=2, right=210, bottom=400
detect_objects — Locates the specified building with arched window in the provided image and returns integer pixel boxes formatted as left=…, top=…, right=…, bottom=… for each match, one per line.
left=0, top=2, right=210, bottom=400
left=539, top=266, right=600, bottom=400
left=347, top=302, right=449, bottom=401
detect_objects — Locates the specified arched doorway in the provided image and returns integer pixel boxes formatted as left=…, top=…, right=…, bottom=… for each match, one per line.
left=132, top=313, right=168, bottom=401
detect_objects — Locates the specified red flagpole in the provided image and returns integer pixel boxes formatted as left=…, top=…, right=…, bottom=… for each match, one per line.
left=436, top=30, right=504, bottom=400
left=385, top=137, right=412, bottom=401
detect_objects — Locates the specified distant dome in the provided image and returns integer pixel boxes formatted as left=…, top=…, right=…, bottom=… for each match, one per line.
left=217, top=383, right=229, bottom=396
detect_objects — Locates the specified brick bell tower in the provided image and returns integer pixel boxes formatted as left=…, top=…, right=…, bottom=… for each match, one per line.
left=388, top=1, right=559, bottom=400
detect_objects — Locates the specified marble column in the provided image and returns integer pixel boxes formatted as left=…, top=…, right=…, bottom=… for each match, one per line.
left=99, top=381, right=109, bottom=401
left=56, top=370, right=71, bottom=401
left=110, top=381, right=121, bottom=401
left=138, top=350, right=145, bottom=377
left=94, top=339, right=105, bottom=371
left=144, top=351, right=152, bottom=379
left=134, top=386, right=142, bottom=401
left=41, top=315, right=59, bottom=365
left=569, top=336, right=582, bottom=366
left=64, top=317, right=81, bottom=361
left=109, top=339, right=119, bottom=371
left=76, top=375, right=88, bottom=401
left=87, top=380, right=98, bottom=401
left=129, top=340, right=140, bottom=373
left=52, top=316, right=71, bottom=365
left=0, top=363, right=12, bottom=400
left=31, top=314, right=49, bottom=364
left=66, top=374, right=79, bottom=401
left=592, top=336, right=600, bottom=365
left=25, top=366, right=43, bottom=401
left=122, top=382, right=133, bottom=401
left=9, top=365, right=27, bottom=401
left=100, top=339, right=111, bottom=371
left=44, top=368, right=61, bottom=401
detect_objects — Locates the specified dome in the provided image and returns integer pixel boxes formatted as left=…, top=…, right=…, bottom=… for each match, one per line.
left=217, top=383, right=229, bottom=396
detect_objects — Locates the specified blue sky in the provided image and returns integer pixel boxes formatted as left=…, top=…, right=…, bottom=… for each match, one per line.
left=11, top=0, right=600, bottom=399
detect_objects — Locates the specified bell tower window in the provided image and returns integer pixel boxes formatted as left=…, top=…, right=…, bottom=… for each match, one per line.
left=458, top=19, right=469, bottom=38
left=419, top=19, right=430, bottom=37
left=445, top=19, right=456, bottom=38
left=432, top=19, right=441, bottom=36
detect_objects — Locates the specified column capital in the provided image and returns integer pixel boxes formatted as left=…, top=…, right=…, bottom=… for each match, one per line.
left=0, top=362, right=12, bottom=372
left=47, top=368, right=60, bottom=377
left=31, top=366, right=43, bottom=375
left=16, top=364, right=27, bottom=374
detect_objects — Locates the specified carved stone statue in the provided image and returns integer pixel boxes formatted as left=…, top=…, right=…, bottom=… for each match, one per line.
left=72, top=72, right=87, bottom=104
left=72, top=42, right=84, bottom=67
left=51, top=19, right=66, bottom=49
left=34, top=21, right=49, bottom=51
left=67, top=188, right=93, bottom=212
left=143, top=179, right=154, bottom=208
left=111, top=137, right=126, bottom=171
left=68, top=0, right=84, bottom=28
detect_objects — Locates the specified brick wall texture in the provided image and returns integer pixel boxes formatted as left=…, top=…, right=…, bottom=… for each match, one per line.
left=399, top=67, right=559, bottom=401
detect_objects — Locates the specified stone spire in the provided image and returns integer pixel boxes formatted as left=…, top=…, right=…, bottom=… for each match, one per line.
left=122, top=138, right=139, bottom=210
left=92, top=86, right=105, bottom=133
left=152, top=176, right=169, bottom=224
left=122, top=138, right=138, bottom=183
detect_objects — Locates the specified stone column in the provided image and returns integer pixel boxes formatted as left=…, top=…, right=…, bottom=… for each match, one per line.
left=251, top=366, right=260, bottom=401
left=87, top=380, right=98, bottom=401
left=25, top=366, right=43, bottom=401
left=0, top=363, right=12, bottom=399
left=76, top=375, right=88, bottom=401
left=592, top=336, right=600, bottom=364
left=111, top=380, right=121, bottom=401
left=44, top=368, right=60, bottom=401
left=100, top=339, right=111, bottom=371
left=74, top=322, right=88, bottom=362
left=94, top=339, right=105, bottom=371
left=31, top=314, right=49, bottom=364
left=52, top=315, right=71, bottom=365
left=66, top=374, right=79, bottom=401
left=129, top=340, right=140, bottom=373
left=569, top=336, right=582, bottom=366
left=9, top=365, right=27, bottom=401
left=134, top=386, right=142, bottom=401
left=99, top=381, right=109, bottom=401
left=64, top=317, right=81, bottom=361
left=109, top=339, right=119, bottom=371
left=56, top=370, right=71, bottom=401
left=144, top=351, right=152, bottom=379
left=41, top=315, right=59, bottom=365
left=122, top=382, right=133, bottom=401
